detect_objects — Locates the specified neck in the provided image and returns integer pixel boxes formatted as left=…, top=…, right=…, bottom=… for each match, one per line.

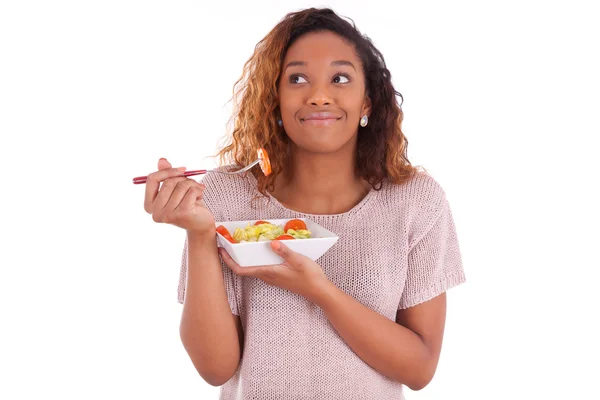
left=271, top=142, right=371, bottom=215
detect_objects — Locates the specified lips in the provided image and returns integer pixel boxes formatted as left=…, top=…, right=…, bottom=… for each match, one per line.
left=300, top=112, right=341, bottom=121
left=300, top=112, right=341, bottom=127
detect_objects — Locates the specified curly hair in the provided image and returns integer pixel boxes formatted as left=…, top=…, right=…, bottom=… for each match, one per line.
left=216, top=7, right=424, bottom=196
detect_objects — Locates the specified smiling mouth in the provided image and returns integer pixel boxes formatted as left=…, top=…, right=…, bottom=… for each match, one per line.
left=301, top=116, right=341, bottom=121
left=300, top=112, right=342, bottom=126
left=300, top=117, right=340, bottom=126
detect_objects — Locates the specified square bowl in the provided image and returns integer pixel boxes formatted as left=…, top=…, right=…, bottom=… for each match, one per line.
left=215, top=218, right=338, bottom=267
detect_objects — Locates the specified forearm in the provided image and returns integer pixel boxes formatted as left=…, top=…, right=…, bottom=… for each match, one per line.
left=180, top=229, right=241, bottom=386
left=315, top=280, right=435, bottom=390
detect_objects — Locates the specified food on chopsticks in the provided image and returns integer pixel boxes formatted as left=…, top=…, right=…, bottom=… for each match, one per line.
left=216, top=219, right=312, bottom=244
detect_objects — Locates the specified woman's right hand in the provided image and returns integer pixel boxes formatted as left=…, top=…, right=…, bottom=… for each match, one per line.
left=144, top=158, right=216, bottom=234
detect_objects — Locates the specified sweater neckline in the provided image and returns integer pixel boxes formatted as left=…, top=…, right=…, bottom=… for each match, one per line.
left=245, top=172, right=379, bottom=219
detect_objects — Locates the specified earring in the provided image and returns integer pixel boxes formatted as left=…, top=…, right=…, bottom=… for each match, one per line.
left=360, top=115, right=369, bottom=127
left=277, top=118, right=283, bottom=127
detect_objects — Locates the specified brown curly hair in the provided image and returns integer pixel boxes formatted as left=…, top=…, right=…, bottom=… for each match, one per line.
left=216, top=7, right=424, bottom=196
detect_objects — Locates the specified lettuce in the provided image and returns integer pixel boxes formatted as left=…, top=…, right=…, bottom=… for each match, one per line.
left=233, top=222, right=312, bottom=242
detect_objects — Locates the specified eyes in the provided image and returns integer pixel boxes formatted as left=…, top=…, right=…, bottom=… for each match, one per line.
left=333, top=75, right=350, bottom=84
left=289, top=73, right=351, bottom=84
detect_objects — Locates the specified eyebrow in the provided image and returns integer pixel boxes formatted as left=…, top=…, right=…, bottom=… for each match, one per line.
left=284, top=60, right=356, bottom=72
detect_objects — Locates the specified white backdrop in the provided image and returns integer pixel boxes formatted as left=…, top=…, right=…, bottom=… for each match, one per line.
left=1, top=0, right=598, bottom=399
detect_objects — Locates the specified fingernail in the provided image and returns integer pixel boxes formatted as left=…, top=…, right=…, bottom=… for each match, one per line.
left=272, top=240, right=281, bottom=250
left=177, top=167, right=186, bottom=172
left=159, top=158, right=166, bottom=161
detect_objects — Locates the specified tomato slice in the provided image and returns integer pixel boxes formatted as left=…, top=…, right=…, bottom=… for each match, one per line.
left=254, top=220, right=271, bottom=225
left=222, top=234, right=237, bottom=244
left=216, top=225, right=232, bottom=237
left=257, top=148, right=272, bottom=176
left=216, top=225, right=237, bottom=243
left=284, top=219, right=307, bottom=232
left=274, top=234, right=295, bottom=240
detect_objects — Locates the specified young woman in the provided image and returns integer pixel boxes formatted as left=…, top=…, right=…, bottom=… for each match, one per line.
left=143, top=7, right=465, bottom=399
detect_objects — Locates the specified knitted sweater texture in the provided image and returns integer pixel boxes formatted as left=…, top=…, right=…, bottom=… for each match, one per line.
left=177, top=168, right=465, bottom=399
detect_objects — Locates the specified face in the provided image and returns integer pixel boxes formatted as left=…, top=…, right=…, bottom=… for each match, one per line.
left=278, top=31, right=371, bottom=154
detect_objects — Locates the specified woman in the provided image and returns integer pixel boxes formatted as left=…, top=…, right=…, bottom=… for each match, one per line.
left=143, top=7, right=465, bottom=399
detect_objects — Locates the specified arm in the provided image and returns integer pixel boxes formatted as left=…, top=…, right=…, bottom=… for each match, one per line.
left=219, top=240, right=446, bottom=391
left=218, top=197, right=464, bottom=390
left=179, top=229, right=243, bottom=386
left=315, top=283, right=446, bottom=391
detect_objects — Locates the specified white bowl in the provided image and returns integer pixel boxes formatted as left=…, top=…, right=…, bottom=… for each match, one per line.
left=215, top=218, right=339, bottom=267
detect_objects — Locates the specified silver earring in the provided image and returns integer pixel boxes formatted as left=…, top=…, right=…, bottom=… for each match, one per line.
left=278, top=118, right=283, bottom=127
left=360, top=115, right=368, bottom=127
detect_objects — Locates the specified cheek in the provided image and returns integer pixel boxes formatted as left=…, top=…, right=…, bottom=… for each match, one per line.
left=341, top=91, right=367, bottom=116
left=278, top=86, right=294, bottom=107
left=278, top=97, right=295, bottom=119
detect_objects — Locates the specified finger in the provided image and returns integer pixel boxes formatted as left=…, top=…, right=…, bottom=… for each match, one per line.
left=270, top=240, right=302, bottom=265
left=144, top=158, right=185, bottom=214
left=164, top=179, right=200, bottom=211
left=151, top=176, right=189, bottom=213
left=144, top=164, right=187, bottom=213
left=173, top=183, right=206, bottom=213
left=219, top=248, right=276, bottom=278
left=158, top=157, right=171, bottom=170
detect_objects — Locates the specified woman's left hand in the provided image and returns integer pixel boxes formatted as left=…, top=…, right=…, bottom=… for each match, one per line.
left=219, top=240, right=330, bottom=304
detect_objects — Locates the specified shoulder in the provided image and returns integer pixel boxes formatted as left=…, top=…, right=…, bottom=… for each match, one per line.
left=379, top=171, right=452, bottom=246
left=196, top=164, right=260, bottom=220
left=380, top=170, right=448, bottom=212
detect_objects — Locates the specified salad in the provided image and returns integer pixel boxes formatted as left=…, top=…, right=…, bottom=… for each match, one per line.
left=216, top=219, right=311, bottom=244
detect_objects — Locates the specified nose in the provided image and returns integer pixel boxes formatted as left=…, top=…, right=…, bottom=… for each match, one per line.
left=307, top=83, right=332, bottom=107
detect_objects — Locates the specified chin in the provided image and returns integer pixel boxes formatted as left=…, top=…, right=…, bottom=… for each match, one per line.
left=286, top=125, right=357, bottom=155
left=291, top=138, right=353, bottom=155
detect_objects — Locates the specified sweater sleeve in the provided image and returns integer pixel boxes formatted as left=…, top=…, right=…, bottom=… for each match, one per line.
left=177, top=236, right=240, bottom=315
left=175, top=171, right=241, bottom=315
left=398, top=194, right=465, bottom=309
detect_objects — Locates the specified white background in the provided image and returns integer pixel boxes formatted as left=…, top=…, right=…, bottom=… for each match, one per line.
left=1, top=0, right=598, bottom=399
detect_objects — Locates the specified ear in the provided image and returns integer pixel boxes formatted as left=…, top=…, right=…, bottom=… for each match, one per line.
left=362, top=95, right=372, bottom=117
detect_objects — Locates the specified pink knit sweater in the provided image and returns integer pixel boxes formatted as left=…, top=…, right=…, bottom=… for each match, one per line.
left=177, top=168, right=465, bottom=399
